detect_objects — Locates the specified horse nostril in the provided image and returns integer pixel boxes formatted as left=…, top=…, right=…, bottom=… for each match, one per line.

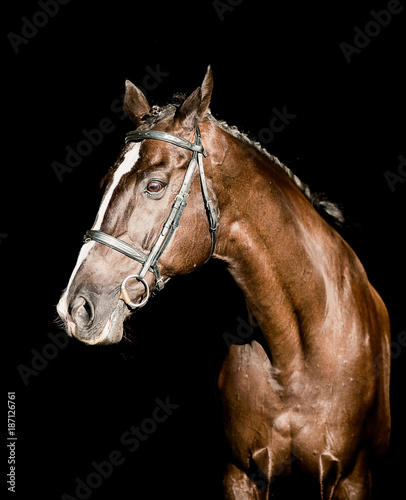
left=69, top=296, right=94, bottom=329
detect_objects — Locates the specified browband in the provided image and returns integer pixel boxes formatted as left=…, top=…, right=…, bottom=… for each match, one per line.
left=125, top=129, right=207, bottom=157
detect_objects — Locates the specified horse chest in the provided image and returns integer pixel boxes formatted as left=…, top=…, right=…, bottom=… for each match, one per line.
left=218, top=341, right=294, bottom=469
left=218, top=341, right=341, bottom=476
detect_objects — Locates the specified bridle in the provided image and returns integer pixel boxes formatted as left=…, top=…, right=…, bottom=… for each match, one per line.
left=82, top=126, right=217, bottom=309
left=83, top=126, right=217, bottom=308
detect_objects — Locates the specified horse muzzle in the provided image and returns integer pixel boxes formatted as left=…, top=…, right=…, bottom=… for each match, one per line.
left=57, top=290, right=129, bottom=345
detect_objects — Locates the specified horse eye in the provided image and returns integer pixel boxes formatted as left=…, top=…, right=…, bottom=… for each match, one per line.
left=146, top=181, right=165, bottom=194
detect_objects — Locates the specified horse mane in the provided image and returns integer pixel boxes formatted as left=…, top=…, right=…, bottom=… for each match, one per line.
left=139, top=96, right=345, bottom=227
left=208, top=114, right=345, bottom=227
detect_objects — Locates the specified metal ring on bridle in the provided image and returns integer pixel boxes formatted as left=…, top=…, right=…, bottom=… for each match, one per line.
left=119, top=275, right=150, bottom=309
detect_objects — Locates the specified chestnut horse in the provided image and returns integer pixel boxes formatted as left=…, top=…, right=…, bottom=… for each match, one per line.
left=57, top=67, right=390, bottom=498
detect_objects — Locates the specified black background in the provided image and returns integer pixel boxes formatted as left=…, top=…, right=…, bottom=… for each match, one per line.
left=4, top=1, right=405, bottom=498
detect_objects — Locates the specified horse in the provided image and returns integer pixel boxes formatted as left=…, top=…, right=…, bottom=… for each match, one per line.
left=56, top=66, right=391, bottom=499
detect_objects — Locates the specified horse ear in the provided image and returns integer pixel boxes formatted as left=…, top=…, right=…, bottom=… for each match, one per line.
left=123, top=80, right=151, bottom=127
left=175, top=65, right=213, bottom=130
left=200, top=65, right=214, bottom=115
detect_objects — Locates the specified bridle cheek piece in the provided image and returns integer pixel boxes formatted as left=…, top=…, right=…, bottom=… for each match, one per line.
left=83, top=126, right=218, bottom=309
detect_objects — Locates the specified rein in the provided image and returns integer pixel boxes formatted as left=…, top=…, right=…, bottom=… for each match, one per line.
left=83, top=126, right=217, bottom=309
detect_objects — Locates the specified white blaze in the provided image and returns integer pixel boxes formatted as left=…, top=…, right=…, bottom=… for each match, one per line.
left=93, top=143, right=141, bottom=231
left=57, top=143, right=141, bottom=317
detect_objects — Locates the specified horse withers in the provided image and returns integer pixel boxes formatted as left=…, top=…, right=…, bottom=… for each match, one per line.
left=57, top=67, right=390, bottom=499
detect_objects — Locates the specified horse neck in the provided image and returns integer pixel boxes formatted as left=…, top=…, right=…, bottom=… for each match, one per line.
left=203, top=119, right=342, bottom=374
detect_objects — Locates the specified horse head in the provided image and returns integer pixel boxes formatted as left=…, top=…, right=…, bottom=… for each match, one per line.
left=57, top=66, right=218, bottom=345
